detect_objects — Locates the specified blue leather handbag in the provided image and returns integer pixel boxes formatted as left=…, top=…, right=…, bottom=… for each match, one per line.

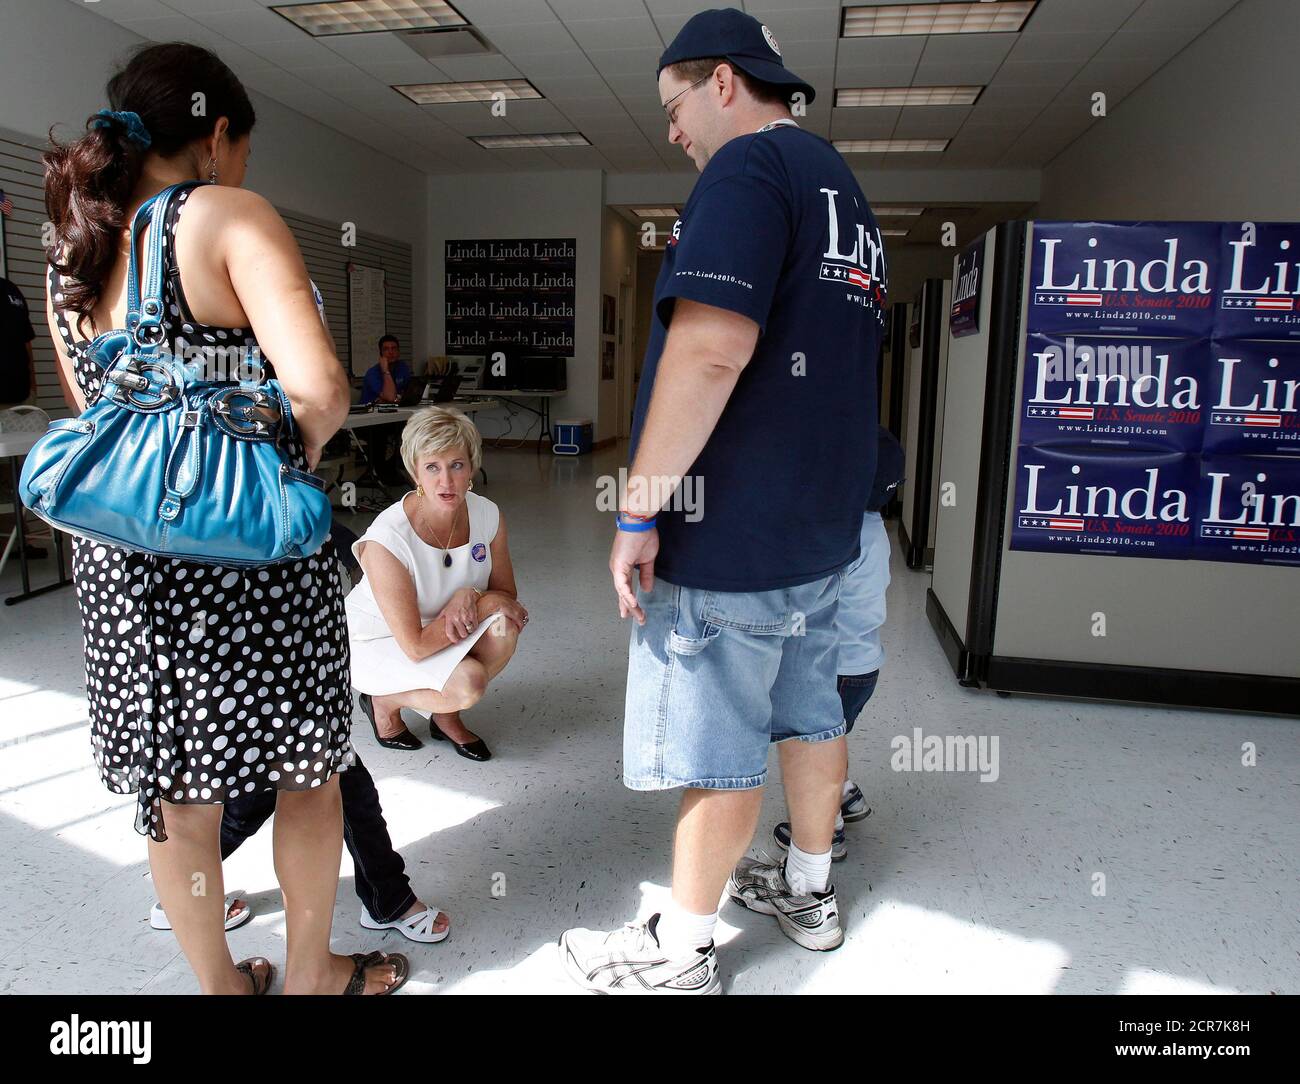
left=20, top=182, right=332, bottom=566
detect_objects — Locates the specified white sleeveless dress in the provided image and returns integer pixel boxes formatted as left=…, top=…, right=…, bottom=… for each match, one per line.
left=346, top=490, right=503, bottom=694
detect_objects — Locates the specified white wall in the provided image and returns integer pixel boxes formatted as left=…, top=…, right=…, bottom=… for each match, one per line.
left=0, top=0, right=428, bottom=362
left=1038, top=0, right=1292, bottom=221
left=427, top=170, right=604, bottom=443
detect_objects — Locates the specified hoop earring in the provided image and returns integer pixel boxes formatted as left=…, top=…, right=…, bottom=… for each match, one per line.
left=207, top=158, right=218, bottom=184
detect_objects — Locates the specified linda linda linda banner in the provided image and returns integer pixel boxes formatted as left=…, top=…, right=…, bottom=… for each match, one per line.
left=444, top=238, right=577, bottom=358
left=1011, top=221, right=1300, bottom=566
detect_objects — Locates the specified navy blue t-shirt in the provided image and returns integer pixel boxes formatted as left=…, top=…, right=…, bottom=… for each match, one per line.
left=630, top=124, right=887, bottom=591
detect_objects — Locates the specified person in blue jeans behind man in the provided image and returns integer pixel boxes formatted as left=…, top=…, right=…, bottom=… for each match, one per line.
left=560, top=9, right=887, bottom=994
left=774, top=427, right=905, bottom=859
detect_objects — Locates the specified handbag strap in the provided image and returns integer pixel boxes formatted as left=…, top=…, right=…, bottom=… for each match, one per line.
left=125, top=181, right=205, bottom=351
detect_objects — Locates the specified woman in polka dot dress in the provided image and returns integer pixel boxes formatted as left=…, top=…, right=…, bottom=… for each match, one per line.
left=41, top=43, right=408, bottom=995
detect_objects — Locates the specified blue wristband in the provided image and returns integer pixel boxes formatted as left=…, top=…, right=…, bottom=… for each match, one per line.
left=617, top=512, right=656, bottom=532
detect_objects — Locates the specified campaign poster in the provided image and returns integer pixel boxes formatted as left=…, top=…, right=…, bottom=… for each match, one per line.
left=1216, top=222, right=1300, bottom=340
left=949, top=238, right=983, bottom=337
left=1027, top=221, right=1220, bottom=338
left=1010, top=444, right=1197, bottom=560
left=444, top=238, right=576, bottom=357
left=1020, top=333, right=1208, bottom=452
left=1194, top=455, right=1300, bottom=565
left=1202, top=339, right=1300, bottom=456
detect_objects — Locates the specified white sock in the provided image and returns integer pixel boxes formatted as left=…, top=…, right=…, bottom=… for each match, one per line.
left=784, top=840, right=832, bottom=895
left=841, top=779, right=856, bottom=799
left=835, top=811, right=845, bottom=832
left=656, top=898, right=717, bottom=956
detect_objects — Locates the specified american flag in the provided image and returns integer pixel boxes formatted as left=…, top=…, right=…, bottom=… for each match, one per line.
left=0, top=190, right=11, bottom=216
left=1222, top=294, right=1295, bottom=310
left=1019, top=515, right=1085, bottom=531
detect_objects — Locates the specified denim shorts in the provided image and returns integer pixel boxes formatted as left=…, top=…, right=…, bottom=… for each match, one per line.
left=623, top=572, right=847, bottom=791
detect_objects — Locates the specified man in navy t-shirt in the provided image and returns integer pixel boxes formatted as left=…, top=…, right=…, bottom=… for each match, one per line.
left=561, top=8, right=887, bottom=994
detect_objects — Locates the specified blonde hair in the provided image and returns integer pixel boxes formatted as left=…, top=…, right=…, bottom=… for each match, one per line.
left=400, top=405, right=482, bottom=479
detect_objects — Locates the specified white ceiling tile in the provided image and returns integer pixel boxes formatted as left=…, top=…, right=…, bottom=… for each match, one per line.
left=1124, top=0, right=1241, bottom=31
left=431, top=54, right=523, bottom=80
left=320, top=32, right=447, bottom=65
left=565, top=17, right=666, bottom=51
left=511, top=51, right=600, bottom=78
left=584, top=46, right=663, bottom=79
left=494, top=101, right=570, bottom=130
left=988, top=60, right=1079, bottom=88
left=895, top=104, right=973, bottom=138
left=367, top=59, right=456, bottom=83
left=452, top=0, right=560, bottom=27
left=966, top=100, right=1046, bottom=126
left=530, top=74, right=613, bottom=99
left=550, top=0, right=649, bottom=18
left=912, top=60, right=1009, bottom=85
left=1021, top=0, right=1144, bottom=34
left=245, top=37, right=340, bottom=70
left=830, top=107, right=901, bottom=139
left=648, top=11, right=694, bottom=42
left=1004, top=30, right=1109, bottom=63
left=82, top=0, right=177, bottom=19
left=833, top=61, right=919, bottom=87
left=917, top=32, right=1018, bottom=69
left=479, top=23, right=577, bottom=54
left=188, top=5, right=310, bottom=45
left=835, top=35, right=928, bottom=71
left=1097, top=26, right=1201, bottom=62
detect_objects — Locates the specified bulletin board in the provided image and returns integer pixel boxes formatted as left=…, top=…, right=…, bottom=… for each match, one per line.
left=347, top=261, right=387, bottom=376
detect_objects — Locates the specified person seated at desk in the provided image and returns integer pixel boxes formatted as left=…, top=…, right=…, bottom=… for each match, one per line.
left=359, top=334, right=411, bottom=486
left=347, top=406, right=527, bottom=761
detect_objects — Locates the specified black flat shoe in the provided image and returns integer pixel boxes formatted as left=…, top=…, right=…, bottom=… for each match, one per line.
left=429, top=717, right=491, bottom=762
left=357, top=693, right=423, bottom=751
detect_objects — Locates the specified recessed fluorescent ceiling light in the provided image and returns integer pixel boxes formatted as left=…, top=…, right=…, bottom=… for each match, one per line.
left=473, top=132, right=590, bottom=148
left=631, top=207, right=679, bottom=218
left=836, top=86, right=982, bottom=107
left=842, top=1, right=1036, bottom=37
left=272, top=0, right=468, bottom=36
left=396, top=79, right=542, bottom=104
left=834, top=139, right=949, bottom=152
left=873, top=206, right=926, bottom=216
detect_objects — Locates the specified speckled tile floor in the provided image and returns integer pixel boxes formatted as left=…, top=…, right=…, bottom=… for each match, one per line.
left=1, top=442, right=1297, bottom=995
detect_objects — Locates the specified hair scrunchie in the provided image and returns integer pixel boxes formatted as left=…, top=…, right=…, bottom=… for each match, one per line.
left=91, top=108, right=152, bottom=149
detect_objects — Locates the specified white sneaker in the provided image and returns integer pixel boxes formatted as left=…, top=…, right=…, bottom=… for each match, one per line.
left=726, top=857, right=844, bottom=951
left=558, top=914, right=721, bottom=994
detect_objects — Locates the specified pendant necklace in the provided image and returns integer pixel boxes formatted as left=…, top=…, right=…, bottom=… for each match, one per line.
left=424, top=498, right=462, bottom=568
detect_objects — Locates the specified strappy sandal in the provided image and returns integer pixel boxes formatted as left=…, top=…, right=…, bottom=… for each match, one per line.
left=235, top=956, right=274, bottom=995
left=360, top=904, right=451, bottom=944
left=343, top=950, right=410, bottom=995
left=150, top=892, right=252, bottom=932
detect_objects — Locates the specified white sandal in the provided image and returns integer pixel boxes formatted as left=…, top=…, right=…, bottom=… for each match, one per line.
left=150, top=892, right=253, bottom=932
left=360, top=904, right=451, bottom=944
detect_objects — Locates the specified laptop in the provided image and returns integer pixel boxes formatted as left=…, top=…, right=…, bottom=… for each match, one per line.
left=432, top=373, right=462, bottom=403
left=397, top=376, right=428, bottom=407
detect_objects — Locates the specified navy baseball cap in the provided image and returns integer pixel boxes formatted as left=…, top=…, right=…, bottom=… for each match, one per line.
left=658, top=8, right=816, bottom=106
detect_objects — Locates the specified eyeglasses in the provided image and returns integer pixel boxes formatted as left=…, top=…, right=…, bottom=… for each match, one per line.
left=662, top=74, right=711, bottom=126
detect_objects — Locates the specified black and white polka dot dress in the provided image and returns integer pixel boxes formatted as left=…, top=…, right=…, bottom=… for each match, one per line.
left=47, top=185, right=354, bottom=842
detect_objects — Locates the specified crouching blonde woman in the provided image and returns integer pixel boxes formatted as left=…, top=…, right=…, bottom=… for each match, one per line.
left=346, top=407, right=526, bottom=761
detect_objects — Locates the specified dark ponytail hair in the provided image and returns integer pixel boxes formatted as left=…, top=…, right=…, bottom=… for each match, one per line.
left=44, top=42, right=256, bottom=322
